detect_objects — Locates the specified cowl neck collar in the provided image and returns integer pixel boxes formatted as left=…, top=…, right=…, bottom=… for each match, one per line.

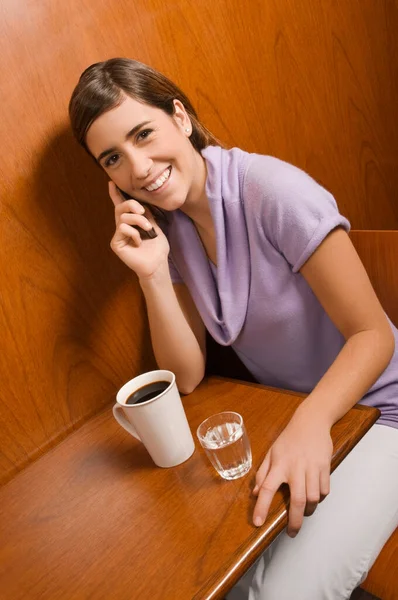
left=167, top=146, right=251, bottom=345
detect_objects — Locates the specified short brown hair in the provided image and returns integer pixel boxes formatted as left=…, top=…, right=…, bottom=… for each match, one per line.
left=69, top=57, right=222, bottom=155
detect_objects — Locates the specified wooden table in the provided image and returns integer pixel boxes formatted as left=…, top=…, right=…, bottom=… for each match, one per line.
left=0, top=377, right=379, bottom=600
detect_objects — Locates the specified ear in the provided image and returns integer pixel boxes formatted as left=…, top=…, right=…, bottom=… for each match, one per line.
left=172, top=99, right=191, bottom=135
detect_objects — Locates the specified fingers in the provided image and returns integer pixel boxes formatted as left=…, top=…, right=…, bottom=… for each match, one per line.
left=253, top=452, right=271, bottom=496
left=253, top=467, right=284, bottom=527
left=252, top=464, right=331, bottom=536
left=108, top=181, right=125, bottom=207
left=119, top=212, right=154, bottom=234
left=287, top=473, right=307, bottom=537
left=289, top=468, right=330, bottom=535
left=108, top=182, right=160, bottom=238
left=109, top=181, right=146, bottom=217
left=111, top=222, right=142, bottom=250
left=319, top=465, right=330, bottom=501
left=303, top=469, right=320, bottom=517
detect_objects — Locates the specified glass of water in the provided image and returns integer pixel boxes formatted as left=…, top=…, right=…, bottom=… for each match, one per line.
left=196, top=411, right=252, bottom=480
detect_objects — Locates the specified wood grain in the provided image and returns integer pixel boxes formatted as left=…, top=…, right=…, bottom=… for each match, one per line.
left=0, top=377, right=379, bottom=600
left=1, top=0, right=398, bottom=484
left=361, top=527, right=398, bottom=599
left=350, top=230, right=398, bottom=327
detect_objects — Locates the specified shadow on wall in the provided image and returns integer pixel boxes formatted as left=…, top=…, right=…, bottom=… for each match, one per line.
left=31, top=125, right=156, bottom=423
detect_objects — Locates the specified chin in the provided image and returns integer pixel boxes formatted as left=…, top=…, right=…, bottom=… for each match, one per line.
left=153, top=195, right=187, bottom=213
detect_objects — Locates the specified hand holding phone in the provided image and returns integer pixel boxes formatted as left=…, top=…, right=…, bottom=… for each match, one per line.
left=108, top=181, right=170, bottom=279
left=117, top=187, right=158, bottom=240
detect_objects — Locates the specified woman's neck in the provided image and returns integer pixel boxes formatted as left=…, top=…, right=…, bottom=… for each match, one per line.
left=180, top=152, right=213, bottom=232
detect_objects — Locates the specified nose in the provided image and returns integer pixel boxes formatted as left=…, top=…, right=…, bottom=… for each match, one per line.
left=125, top=147, right=153, bottom=183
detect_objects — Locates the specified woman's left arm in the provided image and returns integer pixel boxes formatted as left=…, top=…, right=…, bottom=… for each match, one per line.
left=253, top=227, right=395, bottom=535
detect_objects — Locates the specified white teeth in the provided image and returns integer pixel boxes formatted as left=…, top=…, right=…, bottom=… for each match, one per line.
left=145, top=167, right=171, bottom=191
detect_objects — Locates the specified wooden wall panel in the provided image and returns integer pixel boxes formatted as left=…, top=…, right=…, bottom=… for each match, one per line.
left=1, top=0, right=398, bottom=484
left=350, top=231, right=398, bottom=327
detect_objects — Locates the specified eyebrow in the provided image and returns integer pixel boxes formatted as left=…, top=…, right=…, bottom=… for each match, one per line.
left=96, top=120, right=153, bottom=163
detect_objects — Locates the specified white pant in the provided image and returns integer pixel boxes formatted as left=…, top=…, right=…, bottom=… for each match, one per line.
left=226, top=424, right=398, bottom=600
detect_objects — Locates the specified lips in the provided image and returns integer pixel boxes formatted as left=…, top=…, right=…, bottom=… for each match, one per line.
left=144, top=166, right=172, bottom=192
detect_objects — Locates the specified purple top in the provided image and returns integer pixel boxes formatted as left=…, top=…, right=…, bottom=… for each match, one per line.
left=166, top=146, right=398, bottom=429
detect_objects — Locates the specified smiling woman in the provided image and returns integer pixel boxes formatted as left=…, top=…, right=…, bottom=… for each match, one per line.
left=84, top=94, right=206, bottom=213
left=68, top=58, right=398, bottom=600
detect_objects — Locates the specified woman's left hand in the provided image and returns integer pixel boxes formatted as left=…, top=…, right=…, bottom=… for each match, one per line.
left=252, top=409, right=333, bottom=537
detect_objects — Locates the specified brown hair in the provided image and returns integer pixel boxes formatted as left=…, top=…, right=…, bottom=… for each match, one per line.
left=69, top=57, right=222, bottom=155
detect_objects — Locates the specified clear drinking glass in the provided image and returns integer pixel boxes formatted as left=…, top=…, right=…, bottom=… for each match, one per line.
left=196, top=411, right=252, bottom=480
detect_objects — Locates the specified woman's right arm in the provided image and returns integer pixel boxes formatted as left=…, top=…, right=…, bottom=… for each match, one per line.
left=140, top=274, right=206, bottom=394
left=108, top=182, right=206, bottom=394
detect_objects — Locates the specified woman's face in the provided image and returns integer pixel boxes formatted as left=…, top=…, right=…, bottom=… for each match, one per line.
left=86, top=95, right=205, bottom=211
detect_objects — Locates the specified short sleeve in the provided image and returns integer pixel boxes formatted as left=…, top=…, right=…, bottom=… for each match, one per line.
left=243, top=155, right=351, bottom=272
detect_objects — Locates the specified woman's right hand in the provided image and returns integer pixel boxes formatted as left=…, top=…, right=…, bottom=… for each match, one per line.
left=108, top=181, right=170, bottom=280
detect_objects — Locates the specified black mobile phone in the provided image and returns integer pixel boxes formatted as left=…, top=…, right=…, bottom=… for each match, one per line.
left=116, top=186, right=157, bottom=240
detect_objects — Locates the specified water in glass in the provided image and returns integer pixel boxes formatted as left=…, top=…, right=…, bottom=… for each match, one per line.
left=202, top=420, right=252, bottom=480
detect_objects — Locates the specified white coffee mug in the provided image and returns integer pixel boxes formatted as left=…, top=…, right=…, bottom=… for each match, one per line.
left=113, top=370, right=195, bottom=468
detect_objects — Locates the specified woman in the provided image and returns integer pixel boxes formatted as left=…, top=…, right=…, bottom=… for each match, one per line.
left=69, top=58, right=398, bottom=599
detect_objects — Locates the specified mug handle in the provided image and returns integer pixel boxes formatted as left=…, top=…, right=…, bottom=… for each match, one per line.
left=113, top=404, right=141, bottom=441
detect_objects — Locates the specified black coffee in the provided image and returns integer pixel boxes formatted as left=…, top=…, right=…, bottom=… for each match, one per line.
left=125, top=380, right=169, bottom=405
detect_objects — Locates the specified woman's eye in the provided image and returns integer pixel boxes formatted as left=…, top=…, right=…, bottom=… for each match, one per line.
left=104, top=154, right=119, bottom=168
left=138, top=129, right=152, bottom=141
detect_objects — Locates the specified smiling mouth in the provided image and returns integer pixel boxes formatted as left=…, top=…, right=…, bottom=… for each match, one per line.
left=144, top=166, right=172, bottom=192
